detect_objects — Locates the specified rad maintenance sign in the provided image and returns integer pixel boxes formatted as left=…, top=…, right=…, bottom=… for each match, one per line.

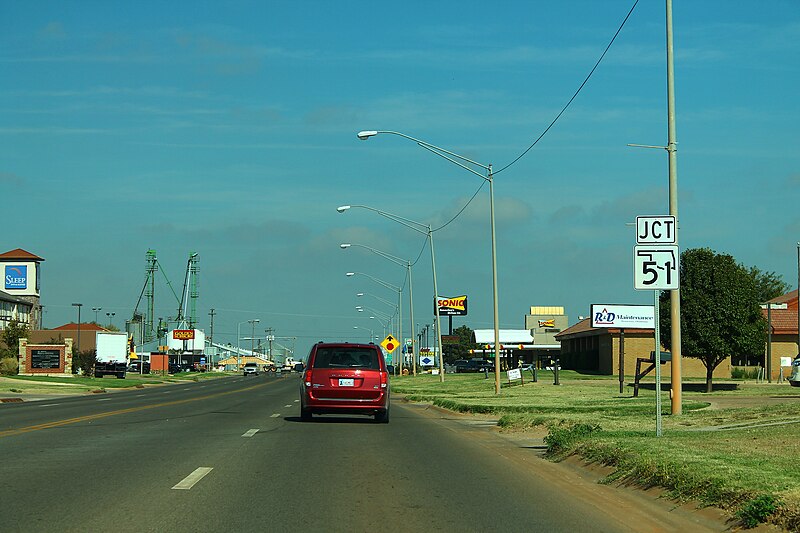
left=591, top=304, right=655, bottom=329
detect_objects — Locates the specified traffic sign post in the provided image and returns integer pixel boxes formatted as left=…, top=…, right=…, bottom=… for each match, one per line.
left=380, top=335, right=399, bottom=354
left=634, top=216, right=679, bottom=437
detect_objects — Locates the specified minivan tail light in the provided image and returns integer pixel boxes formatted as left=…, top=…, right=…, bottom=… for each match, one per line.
left=380, top=370, right=388, bottom=388
left=304, top=370, right=312, bottom=387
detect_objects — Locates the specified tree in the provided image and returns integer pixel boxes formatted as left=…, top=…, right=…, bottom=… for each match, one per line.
left=0, top=319, right=29, bottom=359
left=748, top=267, right=791, bottom=302
left=659, top=248, right=766, bottom=392
left=444, top=325, right=480, bottom=363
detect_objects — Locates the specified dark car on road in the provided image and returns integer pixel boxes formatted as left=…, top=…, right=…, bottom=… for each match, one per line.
left=300, top=342, right=390, bottom=423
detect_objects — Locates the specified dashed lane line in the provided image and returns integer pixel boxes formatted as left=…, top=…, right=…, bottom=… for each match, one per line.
left=242, top=429, right=259, bottom=437
left=172, top=467, right=213, bottom=490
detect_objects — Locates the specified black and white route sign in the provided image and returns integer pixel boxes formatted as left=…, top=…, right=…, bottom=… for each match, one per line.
left=636, top=215, right=676, bottom=244
left=634, top=245, right=679, bottom=290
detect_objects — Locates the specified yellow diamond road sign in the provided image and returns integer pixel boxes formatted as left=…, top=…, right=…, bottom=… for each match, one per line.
left=381, top=335, right=399, bottom=353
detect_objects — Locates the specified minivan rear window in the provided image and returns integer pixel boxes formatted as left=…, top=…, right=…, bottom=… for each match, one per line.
left=313, top=347, right=380, bottom=370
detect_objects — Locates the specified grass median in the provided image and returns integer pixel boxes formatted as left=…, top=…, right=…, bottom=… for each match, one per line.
left=1, top=371, right=229, bottom=394
left=392, top=371, right=800, bottom=531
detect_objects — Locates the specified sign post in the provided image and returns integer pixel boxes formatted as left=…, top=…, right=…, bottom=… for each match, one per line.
left=634, top=215, right=679, bottom=437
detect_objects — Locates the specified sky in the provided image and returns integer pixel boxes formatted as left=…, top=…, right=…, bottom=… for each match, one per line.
left=2, top=1, right=799, bottom=359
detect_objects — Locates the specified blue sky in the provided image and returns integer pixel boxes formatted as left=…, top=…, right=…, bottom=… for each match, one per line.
left=2, top=1, right=799, bottom=358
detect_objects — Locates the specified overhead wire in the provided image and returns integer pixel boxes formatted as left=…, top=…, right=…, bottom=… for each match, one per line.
left=495, top=0, right=640, bottom=176
left=429, top=0, right=639, bottom=233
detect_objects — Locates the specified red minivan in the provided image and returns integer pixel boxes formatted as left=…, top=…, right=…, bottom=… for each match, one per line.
left=300, top=342, right=390, bottom=423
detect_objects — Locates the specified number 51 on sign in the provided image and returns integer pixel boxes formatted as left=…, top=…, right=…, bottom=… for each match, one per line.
left=633, top=245, right=679, bottom=290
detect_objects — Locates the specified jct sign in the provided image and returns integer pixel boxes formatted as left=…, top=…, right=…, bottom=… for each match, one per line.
left=633, top=215, right=679, bottom=291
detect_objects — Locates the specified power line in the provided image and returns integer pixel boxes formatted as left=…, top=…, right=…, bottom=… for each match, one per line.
left=495, top=0, right=640, bottom=175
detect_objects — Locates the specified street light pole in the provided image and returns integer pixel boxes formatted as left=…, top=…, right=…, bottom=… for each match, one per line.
left=92, top=307, right=101, bottom=324
left=347, top=271, right=403, bottom=365
left=353, top=325, right=374, bottom=343
left=249, top=319, right=258, bottom=359
left=237, top=319, right=259, bottom=370
left=355, top=131, right=500, bottom=392
left=342, top=243, right=415, bottom=375
left=72, top=303, right=82, bottom=356
left=666, top=0, right=683, bottom=415
left=339, top=205, right=441, bottom=380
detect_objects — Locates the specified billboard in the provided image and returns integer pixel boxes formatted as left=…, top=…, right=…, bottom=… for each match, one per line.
left=591, top=304, right=655, bottom=329
left=172, top=329, right=195, bottom=340
left=435, top=295, right=468, bottom=316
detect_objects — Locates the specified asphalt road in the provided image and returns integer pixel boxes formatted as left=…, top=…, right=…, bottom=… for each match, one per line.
left=0, top=374, right=727, bottom=533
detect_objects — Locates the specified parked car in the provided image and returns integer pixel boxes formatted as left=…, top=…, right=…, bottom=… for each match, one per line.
left=790, top=355, right=800, bottom=387
left=128, top=361, right=151, bottom=373
left=243, top=362, right=260, bottom=376
left=300, top=341, right=390, bottom=423
left=453, top=358, right=493, bottom=373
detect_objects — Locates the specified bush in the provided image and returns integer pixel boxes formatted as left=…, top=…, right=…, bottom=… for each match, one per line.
left=0, top=357, right=19, bottom=375
left=731, top=366, right=761, bottom=379
left=736, top=494, right=779, bottom=528
left=72, top=350, right=97, bottom=375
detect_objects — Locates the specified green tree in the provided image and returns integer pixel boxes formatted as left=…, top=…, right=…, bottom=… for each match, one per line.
left=748, top=267, right=791, bottom=302
left=0, top=319, right=29, bottom=359
left=444, top=325, right=479, bottom=363
left=659, top=248, right=766, bottom=392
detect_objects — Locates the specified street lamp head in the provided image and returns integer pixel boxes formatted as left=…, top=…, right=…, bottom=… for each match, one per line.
left=357, top=130, right=378, bottom=140
left=340, top=243, right=351, bottom=249
left=72, top=303, right=82, bottom=307
left=356, top=293, right=364, bottom=297
left=337, top=205, right=351, bottom=213
left=346, top=272, right=355, bottom=277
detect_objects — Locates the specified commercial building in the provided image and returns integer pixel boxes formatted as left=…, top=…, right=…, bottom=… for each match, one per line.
left=0, top=248, right=44, bottom=330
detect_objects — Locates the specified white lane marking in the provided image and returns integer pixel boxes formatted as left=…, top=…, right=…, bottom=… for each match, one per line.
left=162, top=391, right=171, bottom=394
left=293, top=399, right=299, bottom=403
left=135, top=394, right=145, bottom=397
left=172, top=467, right=213, bottom=490
left=39, top=404, right=60, bottom=407
left=270, top=413, right=281, bottom=418
left=183, top=388, right=191, bottom=391
left=98, top=398, right=112, bottom=401
left=284, top=404, right=292, bottom=408
left=242, top=429, right=259, bottom=437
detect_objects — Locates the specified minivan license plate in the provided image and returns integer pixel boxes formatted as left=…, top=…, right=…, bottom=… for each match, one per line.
left=338, top=378, right=355, bottom=387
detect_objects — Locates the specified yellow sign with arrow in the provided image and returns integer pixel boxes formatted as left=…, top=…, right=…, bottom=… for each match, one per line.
left=381, top=334, right=399, bottom=353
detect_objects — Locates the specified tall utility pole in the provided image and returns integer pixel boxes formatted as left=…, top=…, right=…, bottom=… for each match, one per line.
left=666, top=0, right=682, bottom=416
left=796, top=242, right=799, bottom=356
left=208, top=308, right=216, bottom=367
left=265, top=327, right=275, bottom=362
left=208, top=308, right=215, bottom=345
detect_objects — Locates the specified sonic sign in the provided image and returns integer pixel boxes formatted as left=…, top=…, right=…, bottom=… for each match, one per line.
left=435, top=295, right=468, bottom=316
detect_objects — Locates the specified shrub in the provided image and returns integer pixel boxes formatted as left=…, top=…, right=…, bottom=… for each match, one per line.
left=0, top=357, right=19, bottom=375
left=72, top=350, right=97, bottom=375
left=731, top=366, right=761, bottom=380
left=736, top=494, right=779, bottom=528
